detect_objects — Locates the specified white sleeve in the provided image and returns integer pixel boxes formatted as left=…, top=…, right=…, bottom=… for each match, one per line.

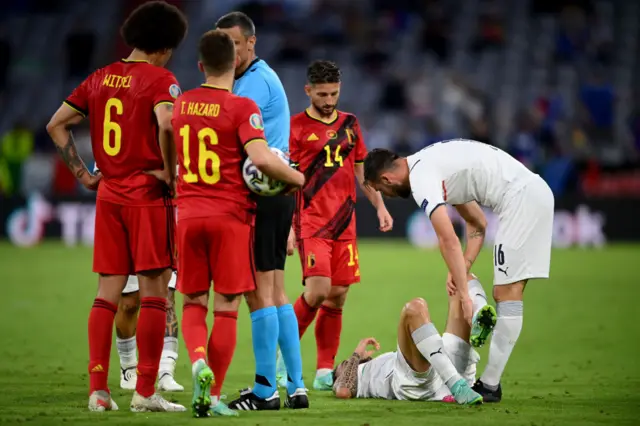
left=409, top=167, right=446, bottom=219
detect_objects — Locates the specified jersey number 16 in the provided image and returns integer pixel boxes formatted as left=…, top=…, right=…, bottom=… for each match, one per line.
left=179, top=125, right=221, bottom=185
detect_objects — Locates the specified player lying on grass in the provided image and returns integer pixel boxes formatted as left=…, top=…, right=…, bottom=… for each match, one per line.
left=363, top=141, right=555, bottom=402
left=333, top=275, right=493, bottom=404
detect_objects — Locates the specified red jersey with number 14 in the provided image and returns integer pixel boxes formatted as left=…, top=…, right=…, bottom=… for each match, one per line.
left=65, top=59, right=180, bottom=206
left=173, top=85, right=266, bottom=223
left=290, top=110, right=367, bottom=241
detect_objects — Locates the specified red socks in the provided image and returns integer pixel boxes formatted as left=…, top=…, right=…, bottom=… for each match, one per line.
left=209, top=311, right=238, bottom=398
left=315, top=305, right=343, bottom=370
left=136, top=297, right=167, bottom=397
left=88, top=298, right=117, bottom=394
left=182, top=304, right=209, bottom=363
left=293, top=293, right=318, bottom=338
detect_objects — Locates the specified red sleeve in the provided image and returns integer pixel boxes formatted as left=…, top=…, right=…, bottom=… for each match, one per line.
left=289, top=118, right=300, bottom=169
left=236, top=98, right=267, bottom=148
left=152, top=71, right=181, bottom=110
left=64, top=76, right=91, bottom=117
left=354, top=117, right=367, bottom=163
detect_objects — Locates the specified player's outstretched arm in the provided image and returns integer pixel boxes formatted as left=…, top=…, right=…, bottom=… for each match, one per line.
left=245, top=141, right=305, bottom=188
left=333, top=353, right=361, bottom=399
left=454, top=201, right=487, bottom=271
left=46, top=104, right=100, bottom=190
left=430, top=205, right=473, bottom=324
left=355, top=163, right=393, bottom=232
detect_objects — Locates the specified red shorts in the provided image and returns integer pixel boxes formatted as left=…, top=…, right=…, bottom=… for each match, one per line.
left=93, top=199, right=174, bottom=275
left=298, top=238, right=360, bottom=286
left=176, top=216, right=256, bottom=296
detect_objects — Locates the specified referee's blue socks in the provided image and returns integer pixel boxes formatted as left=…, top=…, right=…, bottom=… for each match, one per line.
left=250, top=306, right=279, bottom=399
left=277, top=304, right=305, bottom=394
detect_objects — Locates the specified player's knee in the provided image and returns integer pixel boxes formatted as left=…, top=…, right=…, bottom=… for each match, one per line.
left=403, top=298, right=430, bottom=321
left=119, top=296, right=140, bottom=317
left=493, top=281, right=526, bottom=302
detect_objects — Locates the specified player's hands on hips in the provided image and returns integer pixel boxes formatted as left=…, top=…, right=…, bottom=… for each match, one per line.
left=145, top=168, right=176, bottom=196
left=355, top=337, right=380, bottom=358
left=377, top=207, right=393, bottom=232
left=287, top=228, right=296, bottom=256
left=81, top=170, right=102, bottom=191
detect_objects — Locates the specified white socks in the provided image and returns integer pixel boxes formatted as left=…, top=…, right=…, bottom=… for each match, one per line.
left=412, top=323, right=462, bottom=388
left=467, top=278, right=489, bottom=319
left=480, top=301, right=523, bottom=388
left=116, top=336, right=137, bottom=368
left=160, top=337, right=179, bottom=375
left=443, top=332, right=479, bottom=386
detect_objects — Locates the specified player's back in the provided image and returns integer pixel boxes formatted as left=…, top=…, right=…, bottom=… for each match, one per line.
left=174, top=85, right=257, bottom=222
left=408, top=139, right=536, bottom=211
left=68, top=60, right=179, bottom=205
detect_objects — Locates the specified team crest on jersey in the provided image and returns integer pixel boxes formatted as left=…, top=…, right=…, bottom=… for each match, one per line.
left=307, top=253, right=316, bottom=268
left=169, top=84, right=182, bottom=99
left=326, top=130, right=337, bottom=140
left=250, top=113, right=264, bottom=130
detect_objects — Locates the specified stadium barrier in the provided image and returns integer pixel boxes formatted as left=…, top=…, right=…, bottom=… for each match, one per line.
left=0, top=193, right=637, bottom=248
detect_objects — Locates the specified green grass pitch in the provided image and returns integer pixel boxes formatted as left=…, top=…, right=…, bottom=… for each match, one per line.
left=0, top=241, right=638, bottom=425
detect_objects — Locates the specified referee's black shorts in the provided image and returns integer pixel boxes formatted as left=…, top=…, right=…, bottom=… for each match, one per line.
left=254, top=194, right=295, bottom=272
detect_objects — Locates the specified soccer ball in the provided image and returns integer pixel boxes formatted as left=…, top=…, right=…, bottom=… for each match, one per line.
left=243, top=147, right=290, bottom=196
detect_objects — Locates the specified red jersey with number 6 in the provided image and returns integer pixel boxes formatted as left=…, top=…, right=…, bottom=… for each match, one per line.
left=173, top=84, right=266, bottom=223
left=290, top=110, right=367, bottom=241
left=65, top=59, right=180, bottom=206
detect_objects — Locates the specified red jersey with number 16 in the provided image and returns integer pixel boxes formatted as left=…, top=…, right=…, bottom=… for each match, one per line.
left=173, top=85, right=267, bottom=223
left=290, top=110, right=367, bottom=241
left=65, top=59, right=180, bottom=206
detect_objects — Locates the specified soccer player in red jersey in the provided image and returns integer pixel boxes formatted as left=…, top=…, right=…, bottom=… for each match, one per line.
left=46, top=2, right=188, bottom=412
left=173, top=30, right=304, bottom=418
left=286, top=60, right=393, bottom=390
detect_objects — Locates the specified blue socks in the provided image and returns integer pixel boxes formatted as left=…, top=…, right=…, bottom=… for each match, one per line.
left=277, top=304, right=305, bottom=394
left=250, top=306, right=279, bottom=399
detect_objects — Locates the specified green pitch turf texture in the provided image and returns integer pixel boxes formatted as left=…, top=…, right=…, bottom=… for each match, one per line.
left=0, top=241, right=638, bottom=425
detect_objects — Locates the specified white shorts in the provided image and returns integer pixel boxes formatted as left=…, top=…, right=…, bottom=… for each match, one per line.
left=122, top=271, right=178, bottom=294
left=391, top=334, right=479, bottom=401
left=493, top=176, right=554, bottom=286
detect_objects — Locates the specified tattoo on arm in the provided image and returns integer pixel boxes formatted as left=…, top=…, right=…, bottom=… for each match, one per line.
left=468, top=230, right=485, bottom=239
left=335, top=353, right=361, bottom=398
left=165, top=290, right=179, bottom=338
left=55, top=131, right=87, bottom=179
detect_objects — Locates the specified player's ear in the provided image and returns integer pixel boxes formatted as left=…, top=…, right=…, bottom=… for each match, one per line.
left=247, top=35, right=256, bottom=50
left=304, top=84, right=312, bottom=97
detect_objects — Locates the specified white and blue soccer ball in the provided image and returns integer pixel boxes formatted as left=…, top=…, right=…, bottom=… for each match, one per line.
left=243, top=147, right=290, bottom=196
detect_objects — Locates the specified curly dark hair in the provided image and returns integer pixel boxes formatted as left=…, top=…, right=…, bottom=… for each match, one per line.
left=199, top=30, right=236, bottom=76
left=363, top=148, right=401, bottom=184
left=307, top=60, right=341, bottom=85
left=215, top=11, right=256, bottom=38
left=120, top=1, right=188, bottom=54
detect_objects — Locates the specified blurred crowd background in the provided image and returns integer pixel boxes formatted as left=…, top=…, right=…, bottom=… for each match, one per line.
left=0, top=0, right=638, bottom=200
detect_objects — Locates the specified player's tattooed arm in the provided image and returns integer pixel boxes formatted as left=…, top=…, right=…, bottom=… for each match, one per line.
left=334, top=353, right=361, bottom=399
left=165, top=289, right=179, bottom=338
left=47, top=104, right=98, bottom=188
left=454, top=202, right=487, bottom=270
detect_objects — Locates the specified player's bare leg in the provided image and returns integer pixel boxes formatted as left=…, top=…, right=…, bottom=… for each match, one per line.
left=158, top=285, right=184, bottom=392
left=115, top=291, right=140, bottom=390
left=273, top=271, right=308, bottom=409
left=397, top=297, right=482, bottom=405
left=130, top=268, right=185, bottom=412
left=313, top=285, right=349, bottom=390
left=474, top=280, right=526, bottom=403
left=87, top=274, right=128, bottom=411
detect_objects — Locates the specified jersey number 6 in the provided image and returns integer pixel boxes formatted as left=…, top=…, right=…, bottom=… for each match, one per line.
left=179, top=125, right=220, bottom=185
left=103, top=98, right=123, bottom=156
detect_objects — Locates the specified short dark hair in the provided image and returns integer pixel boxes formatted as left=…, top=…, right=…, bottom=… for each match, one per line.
left=215, top=11, right=255, bottom=37
left=363, top=148, right=401, bottom=184
left=307, top=60, right=341, bottom=85
left=121, top=1, right=188, bottom=53
left=199, top=30, right=236, bottom=76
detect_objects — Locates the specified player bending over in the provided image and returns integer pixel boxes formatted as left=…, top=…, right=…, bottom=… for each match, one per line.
left=277, top=60, right=392, bottom=391
left=47, top=1, right=188, bottom=412
left=363, top=140, right=555, bottom=402
left=216, top=12, right=308, bottom=410
left=173, top=30, right=305, bottom=417
left=333, top=275, right=489, bottom=404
